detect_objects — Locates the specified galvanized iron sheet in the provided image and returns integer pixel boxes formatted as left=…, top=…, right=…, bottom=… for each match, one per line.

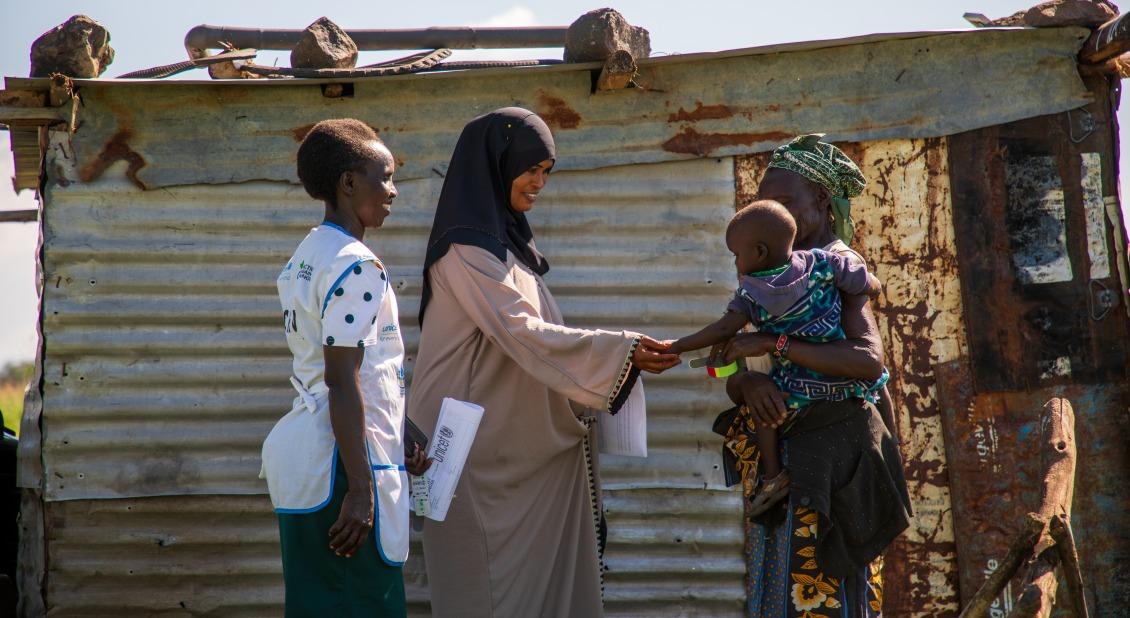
left=735, top=137, right=966, bottom=616
left=42, top=489, right=744, bottom=616
left=36, top=154, right=746, bottom=614
left=39, top=27, right=1091, bottom=191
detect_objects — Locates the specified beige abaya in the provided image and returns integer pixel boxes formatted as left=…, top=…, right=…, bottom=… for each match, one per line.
left=408, top=243, right=639, bottom=617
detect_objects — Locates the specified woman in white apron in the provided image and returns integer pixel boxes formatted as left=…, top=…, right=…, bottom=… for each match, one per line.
left=260, top=119, right=429, bottom=617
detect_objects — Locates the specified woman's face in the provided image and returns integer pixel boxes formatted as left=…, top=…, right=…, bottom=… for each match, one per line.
left=350, top=141, right=398, bottom=228
left=756, top=168, right=828, bottom=247
left=509, top=159, right=554, bottom=213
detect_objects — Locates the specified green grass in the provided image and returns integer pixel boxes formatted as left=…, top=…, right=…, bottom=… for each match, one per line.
left=0, top=384, right=24, bottom=437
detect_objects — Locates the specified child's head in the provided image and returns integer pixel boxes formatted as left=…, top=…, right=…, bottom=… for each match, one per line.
left=296, top=118, right=397, bottom=229
left=726, top=200, right=797, bottom=274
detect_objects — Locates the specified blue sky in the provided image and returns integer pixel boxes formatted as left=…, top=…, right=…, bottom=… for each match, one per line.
left=0, top=0, right=1114, bottom=365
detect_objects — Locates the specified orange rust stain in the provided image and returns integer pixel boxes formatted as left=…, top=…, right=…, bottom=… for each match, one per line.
left=536, top=94, right=581, bottom=130
left=662, top=128, right=790, bottom=157
left=292, top=123, right=316, bottom=142
left=667, top=102, right=733, bottom=123
left=79, top=129, right=147, bottom=190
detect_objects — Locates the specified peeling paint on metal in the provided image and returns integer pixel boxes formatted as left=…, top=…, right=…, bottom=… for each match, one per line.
left=736, top=137, right=966, bottom=616
left=1004, top=155, right=1073, bottom=285
left=1081, top=152, right=1111, bottom=279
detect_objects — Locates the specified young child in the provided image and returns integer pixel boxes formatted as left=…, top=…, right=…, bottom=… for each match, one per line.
left=666, top=200, right=886, bottom=515
left=260, top=119, right=429, bottom=617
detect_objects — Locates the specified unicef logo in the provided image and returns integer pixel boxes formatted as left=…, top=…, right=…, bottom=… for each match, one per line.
left=439, top=426, right=454, bottom=439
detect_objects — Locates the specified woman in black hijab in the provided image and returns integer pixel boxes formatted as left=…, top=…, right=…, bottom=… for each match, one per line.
left=407, top=108, right=678, bottom=617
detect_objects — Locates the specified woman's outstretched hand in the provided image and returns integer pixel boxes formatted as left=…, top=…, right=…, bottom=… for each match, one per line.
left=721, top=332, right=778, bottom=363
left=632, top=336, right=681, bottom=373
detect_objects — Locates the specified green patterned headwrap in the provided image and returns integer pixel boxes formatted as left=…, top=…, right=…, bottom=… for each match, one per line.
left=766, top=133, right=866, bottom=244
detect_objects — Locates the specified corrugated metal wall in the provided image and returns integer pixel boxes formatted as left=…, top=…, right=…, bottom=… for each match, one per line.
left=37, top=155, right=745, bottom=615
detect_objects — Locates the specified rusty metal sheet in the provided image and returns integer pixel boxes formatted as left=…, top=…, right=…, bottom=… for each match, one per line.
left=947, top=75, right=1128, bottom=394
left=941, top=75, right=1130, bottom=615
left=735, top=137, right=966, bottom=616
left=936, top=363, right=1130, bottom=615
left=15, top=27, right=1090, bottom=192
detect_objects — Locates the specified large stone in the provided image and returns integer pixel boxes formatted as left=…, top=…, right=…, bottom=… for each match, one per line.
left=992, top=0, right=1118, bottom=27
left=564, top=8, right=650, bottom=63
left=29, top=15, right=114, bottom=78
left=290, top=17, right=358, bottom=70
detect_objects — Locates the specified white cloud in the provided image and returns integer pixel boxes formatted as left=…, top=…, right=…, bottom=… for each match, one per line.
left=479, top=6, right=539, bottom=27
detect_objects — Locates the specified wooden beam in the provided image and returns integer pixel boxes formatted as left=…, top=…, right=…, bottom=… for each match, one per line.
left=596, top=50, right=637, bottom=91
left=1079, top=51, right=1130, bottom=78
left=0, top=106, right=67, bottom=127
left=1006, top=398, right=1079, bottom=618
left=958, top=513, right=1045, bottom=618
left=1050, top=514, right=1090, bottom=618
left=1009, top=555, right=1059, bottom=618
left=1081, top=12, right=1130, bottom=63
left=0, top=209, right=38, bottom=223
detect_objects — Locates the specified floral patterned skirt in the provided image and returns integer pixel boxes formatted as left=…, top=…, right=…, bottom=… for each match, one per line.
left=733, top=420, right=883, bottom=618
left=748, top=502, right=883, bottom=617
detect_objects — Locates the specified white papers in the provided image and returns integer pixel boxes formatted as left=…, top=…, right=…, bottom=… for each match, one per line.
left=599, top=379, right=647, bottom=458
left=419, top=397, right=484, bottom=521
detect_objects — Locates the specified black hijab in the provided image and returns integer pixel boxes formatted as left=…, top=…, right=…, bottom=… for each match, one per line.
left=419, top=107, right=555, bottom=325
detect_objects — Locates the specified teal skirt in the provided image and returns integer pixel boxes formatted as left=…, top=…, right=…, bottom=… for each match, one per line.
left=277, top=455, right=407, bottom=617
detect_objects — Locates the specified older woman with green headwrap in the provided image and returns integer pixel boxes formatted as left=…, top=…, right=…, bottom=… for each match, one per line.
left=718, top=135, right=910, bottom=617
left=724, top=134, right=896, bottom=436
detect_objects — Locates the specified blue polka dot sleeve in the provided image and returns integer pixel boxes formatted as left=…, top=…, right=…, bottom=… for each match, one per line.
left=321, top=260, right=386, bottom=348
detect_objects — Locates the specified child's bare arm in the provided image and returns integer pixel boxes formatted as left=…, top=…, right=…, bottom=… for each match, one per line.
left=667, top=311, right=749, bottom=355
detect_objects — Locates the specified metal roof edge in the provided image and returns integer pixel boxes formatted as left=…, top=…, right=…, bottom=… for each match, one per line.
left=3, top=26, right=1078, bottom=90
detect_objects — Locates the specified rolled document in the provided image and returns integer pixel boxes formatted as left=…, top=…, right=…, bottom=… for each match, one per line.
left=420, top=397, right=484, bottom=521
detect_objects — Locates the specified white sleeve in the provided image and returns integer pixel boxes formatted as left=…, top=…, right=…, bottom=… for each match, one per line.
left=320, top=259, right=387, bottom=348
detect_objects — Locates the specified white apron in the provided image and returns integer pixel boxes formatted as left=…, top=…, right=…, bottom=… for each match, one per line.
left=261, top=222, right=409, bottom=566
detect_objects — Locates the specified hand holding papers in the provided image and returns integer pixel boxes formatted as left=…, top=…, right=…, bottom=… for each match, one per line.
left=413, top=398, right=484, bottom=521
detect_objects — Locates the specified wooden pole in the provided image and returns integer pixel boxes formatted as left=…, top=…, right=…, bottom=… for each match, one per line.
left=1050, top=514, right=1090, bottom=618
left=1081, top=12, right=1130, bottom=63
left=1006, top=398, right=1078, bottom=618
left=958, top=513, right=1045, bottom=618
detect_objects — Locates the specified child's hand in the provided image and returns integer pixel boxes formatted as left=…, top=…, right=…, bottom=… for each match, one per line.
left=633, top=336, right=682, bottom=373
left=406, top=444, right=432, bottom=476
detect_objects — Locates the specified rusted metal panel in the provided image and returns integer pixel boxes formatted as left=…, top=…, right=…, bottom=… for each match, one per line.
left=736, top=137, right=966, bottom=616
left=947, top=76, right=1127, bottom=394
left=33, top=153, right=746, bottom=614
left=6, top=27, right=1090, bottom=192
left=936, top=368, right=1130, bottom=615
left=943, top=75, right=1130, bottom=614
